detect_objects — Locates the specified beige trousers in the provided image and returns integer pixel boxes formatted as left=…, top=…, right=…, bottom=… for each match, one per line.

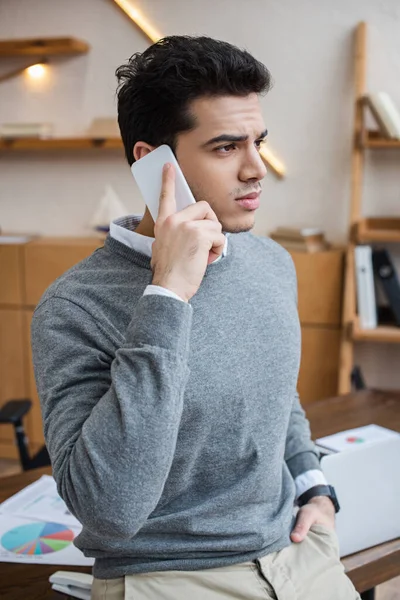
left=91, top=524, right=361, bottom=600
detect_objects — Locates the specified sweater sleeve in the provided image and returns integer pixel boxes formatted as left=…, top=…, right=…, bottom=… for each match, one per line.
left=31, top=293, right=192, bottom=541
left=282, top=248, right=322, bottom=478
left=284, top=392, right=322, bottom=479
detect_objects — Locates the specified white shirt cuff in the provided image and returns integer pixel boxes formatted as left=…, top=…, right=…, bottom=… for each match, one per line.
left=143, top=285, right=185, bottom=303
left=294, top=469, right=328, bottom=499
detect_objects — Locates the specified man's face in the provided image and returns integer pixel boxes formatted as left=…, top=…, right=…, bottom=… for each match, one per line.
left=175, top=93, right=268, bottom=233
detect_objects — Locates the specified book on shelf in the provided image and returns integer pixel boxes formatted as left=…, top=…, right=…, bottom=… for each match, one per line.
left=354, top=245, right=377, bottom=329
left=270, top=227, right=330, bottom=253
left=372, top=248, right=400, bottom=327
left=363, top=92, right=400, bottom=139
left=0, top=230, right=38, bottom=244
left=0, top=123, right=53, bottom=139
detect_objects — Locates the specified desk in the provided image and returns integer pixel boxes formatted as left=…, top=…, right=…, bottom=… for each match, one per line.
left=0, top=389, right=399, bottom=599
left=306, top=389, right=400, bottom=593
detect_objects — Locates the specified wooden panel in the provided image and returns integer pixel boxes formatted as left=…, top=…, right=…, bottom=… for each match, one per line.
left=0, top=244, right=24, bottom=306
left=0, top=37, right=89, bottom=57
left=352, top=321, right=400, bottom=343
left=23, top=310, right=44, bottom=451
left=24, top=237, right=103, bottom=306
left=290, top=249, right=344, bottom=326
left=0, top=309, right=27, bottom=458
left=298, top=326, right=341, bottom=404
left=364, top=130, right=400, bottom=148
left=356, top=217, right=400, bottom=243
left=338, top=245, right=356, bottom=395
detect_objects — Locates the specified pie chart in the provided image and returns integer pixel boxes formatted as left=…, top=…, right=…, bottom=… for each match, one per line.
left=1, top=522, right=74, bottom=555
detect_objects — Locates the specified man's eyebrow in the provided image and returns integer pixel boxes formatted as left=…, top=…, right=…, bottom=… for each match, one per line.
left=202, top=128, right=268, bottom=148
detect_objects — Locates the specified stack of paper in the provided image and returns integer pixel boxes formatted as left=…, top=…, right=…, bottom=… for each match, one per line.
left=316, top=424, right=400, bottom=453
left=0, top=475, right=93, bottom=567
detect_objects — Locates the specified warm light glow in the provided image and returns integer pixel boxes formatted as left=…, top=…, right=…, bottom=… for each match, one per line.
left=26, top=63, right=47, bottom=79
left=113, top=0, right=161, bottom=42
left=260, top=144, right=286, bottom=179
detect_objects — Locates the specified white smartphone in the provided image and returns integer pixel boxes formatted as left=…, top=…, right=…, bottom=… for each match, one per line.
left=131, top=144, right=196, bottom=221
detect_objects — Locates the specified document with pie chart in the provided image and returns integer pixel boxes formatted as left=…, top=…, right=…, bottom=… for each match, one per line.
left=0, top=516, right=94, bottom=565
left=0, top=475, right=93, bottom=565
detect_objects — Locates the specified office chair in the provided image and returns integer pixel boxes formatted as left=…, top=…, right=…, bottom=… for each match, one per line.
left=351, top=365, right=367, bottom=391
left=0, top=399, right=50, bottom=471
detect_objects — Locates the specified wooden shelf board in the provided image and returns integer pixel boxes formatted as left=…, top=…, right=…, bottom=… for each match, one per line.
left=0, top=37, right=89, bottom=57
left=352, top=324, right=400, bottom=343
left=364, top=130, right=400, bottom=149
left=356, top=218, right=400, bottom=243
left=0, top=137, right=122, bottom=151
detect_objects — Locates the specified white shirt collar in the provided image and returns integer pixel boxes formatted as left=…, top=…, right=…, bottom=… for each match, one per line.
left=110, top=215, right=229, bottom=262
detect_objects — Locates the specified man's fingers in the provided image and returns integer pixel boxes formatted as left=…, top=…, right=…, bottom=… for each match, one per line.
left=291, top=511, right=312, bottom=543
left=175, top=200, right=220, bottom=224
left=183, top=220, right=224, bottom=247
left=157, top=163, right=176, bottom=223
left=208, top=234, right=226, bottom=264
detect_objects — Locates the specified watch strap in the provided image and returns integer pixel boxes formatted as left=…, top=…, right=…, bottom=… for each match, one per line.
left=297, top=484, right=340, bottom=513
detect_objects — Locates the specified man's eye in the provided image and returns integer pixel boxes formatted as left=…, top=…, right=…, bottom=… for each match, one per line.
left=216, top=144, right=236, bottom=153
left=255, top=139, right=266, bottom=149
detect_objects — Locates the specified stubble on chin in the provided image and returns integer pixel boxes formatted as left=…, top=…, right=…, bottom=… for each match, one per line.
left=220, top=221, right=255, bottom=234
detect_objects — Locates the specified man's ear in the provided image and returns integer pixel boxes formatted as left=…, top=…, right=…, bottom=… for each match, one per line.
left=133, top=142, right=156, bottom=162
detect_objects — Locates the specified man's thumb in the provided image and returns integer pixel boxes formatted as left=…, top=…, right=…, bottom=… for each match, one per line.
left=291, top=514, right=310, bottom=543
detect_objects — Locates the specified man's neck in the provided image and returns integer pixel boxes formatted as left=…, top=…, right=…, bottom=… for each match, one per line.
left=133, top=208, right=155, bottom=237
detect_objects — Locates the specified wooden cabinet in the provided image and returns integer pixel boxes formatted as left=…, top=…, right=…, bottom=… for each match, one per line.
left=291, top=248, right=345, bottom=404
left=23, top=309, right=44, bottom=454
left=298, top=327, right=342, bottom=404
left=24, top=237, right=104, bottom=306
left=0, top=237, right=103, bottom=459
left=0, top=309, right=28, bottom=458
left=0, top=243, right=28, bottom=458
left=292, top=250, right=344, bottom=326
left=0, top=244, right=24, bottom=306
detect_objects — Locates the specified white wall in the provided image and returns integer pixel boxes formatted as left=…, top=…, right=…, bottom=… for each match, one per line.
left=1, top=0, right=400, bottom=389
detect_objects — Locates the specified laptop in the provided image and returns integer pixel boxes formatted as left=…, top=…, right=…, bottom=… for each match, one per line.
left=320, top=437, right=400, bottom=557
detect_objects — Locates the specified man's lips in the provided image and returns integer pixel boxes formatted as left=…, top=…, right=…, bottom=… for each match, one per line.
left=235, top=192, right=260, bottom=201
left=235, top=191, right=261, bottom=210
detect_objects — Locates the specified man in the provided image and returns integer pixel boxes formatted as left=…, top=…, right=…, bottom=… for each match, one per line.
left=31, top=36, right=360, bottom=599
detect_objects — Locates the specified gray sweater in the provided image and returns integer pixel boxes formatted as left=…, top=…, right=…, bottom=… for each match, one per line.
left=31, top=231, right=321, bottom=579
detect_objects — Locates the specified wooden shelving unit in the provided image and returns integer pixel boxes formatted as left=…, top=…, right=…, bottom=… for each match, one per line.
left=356, top=218, right=400, bottom=243
left=338, top=22, right=400, bottom=394
left=363, top=131, right=400, bottom=149
left=0, top=37, right=89, bottom=57
left=0, top=37, right=89, bottom=84
left=0, top=137, right=122, bottom=151
left=352, top=318, right=400, bottom=343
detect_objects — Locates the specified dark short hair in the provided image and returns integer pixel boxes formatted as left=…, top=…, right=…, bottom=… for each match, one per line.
left=115, top=36, right=272, bottom=165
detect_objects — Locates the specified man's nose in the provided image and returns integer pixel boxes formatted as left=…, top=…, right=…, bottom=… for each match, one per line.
left=239, top=148, right=267, bottom=182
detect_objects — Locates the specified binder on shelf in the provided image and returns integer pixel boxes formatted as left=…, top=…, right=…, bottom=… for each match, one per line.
left=372, top=248, right=400, bottom=327
left=354, top=245, right=377, bottom=329
left=363, top=92, right=400, bottom=139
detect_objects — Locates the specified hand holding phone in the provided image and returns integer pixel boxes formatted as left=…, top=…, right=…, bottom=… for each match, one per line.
left=131, top=144, right=196, bottom=221
left=150, top=162, right=226, bottom=302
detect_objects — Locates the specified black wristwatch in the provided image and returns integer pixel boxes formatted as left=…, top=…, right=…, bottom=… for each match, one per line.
left=297, top=484, right=340, bottom=513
